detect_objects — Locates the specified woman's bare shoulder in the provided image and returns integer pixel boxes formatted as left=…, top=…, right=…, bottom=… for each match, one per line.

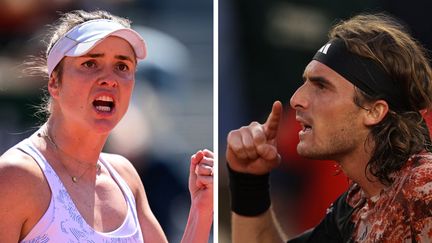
left=0, top=147, right=50, bottom=226
left=0, top=148, right=45, bottom=187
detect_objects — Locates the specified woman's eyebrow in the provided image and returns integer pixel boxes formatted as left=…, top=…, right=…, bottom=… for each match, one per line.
left=81, top=53, right=104, bottom=58
left=115, top=55, right=134, bottom=63
left=78, top=53, right=134, bottom=63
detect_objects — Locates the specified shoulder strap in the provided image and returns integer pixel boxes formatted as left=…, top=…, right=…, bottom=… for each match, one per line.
left=13, top=138, right=62, bottom=193
left=98, top=155, right=142, bottom=230
left=98, top=155, right=138, bottom=209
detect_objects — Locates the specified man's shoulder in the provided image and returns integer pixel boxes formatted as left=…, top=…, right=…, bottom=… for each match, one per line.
left=399, top=151, right=432, bottom=200
left=414, top=150, right=432, bottom=162
left=409, top=151, right=432, bottom=175
left=393, top=151, right=432, bottom=225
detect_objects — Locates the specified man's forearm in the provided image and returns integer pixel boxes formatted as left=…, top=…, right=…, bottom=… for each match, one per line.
left=232, top=207, right=286, bottom=243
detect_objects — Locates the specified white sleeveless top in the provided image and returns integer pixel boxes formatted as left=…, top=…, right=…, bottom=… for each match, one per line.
left=16, top=139, right=144, bottom=243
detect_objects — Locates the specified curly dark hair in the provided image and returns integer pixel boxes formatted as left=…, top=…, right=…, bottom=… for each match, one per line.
left=330, top=13, right=432, bottom=185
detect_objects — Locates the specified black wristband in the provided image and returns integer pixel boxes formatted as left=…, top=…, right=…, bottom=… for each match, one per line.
left=228, top=165, right=271, bottom=216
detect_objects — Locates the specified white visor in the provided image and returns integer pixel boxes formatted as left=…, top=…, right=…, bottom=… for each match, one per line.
left=47, top=19, right=147, bottom=77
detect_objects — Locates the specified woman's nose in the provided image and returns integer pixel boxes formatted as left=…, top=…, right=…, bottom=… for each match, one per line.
left=97, top=72, right=118, bottom=88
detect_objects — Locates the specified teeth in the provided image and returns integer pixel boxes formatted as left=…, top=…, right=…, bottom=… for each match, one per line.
left=301, top=123, right=311, bottom=132
left=93, top=95, right=114, bottom=112
left=95, top=106, right=111, bottom=112
left=95, top=96, right=113, bottom=102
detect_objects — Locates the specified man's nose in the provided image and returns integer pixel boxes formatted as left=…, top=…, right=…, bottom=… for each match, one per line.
left=290, top=84, right=308, bottom=110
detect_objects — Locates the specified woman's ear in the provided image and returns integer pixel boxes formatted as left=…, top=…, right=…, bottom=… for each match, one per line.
left=47, top=73, right=60, bottom=98
left=364, top=100, right=389, bottom=126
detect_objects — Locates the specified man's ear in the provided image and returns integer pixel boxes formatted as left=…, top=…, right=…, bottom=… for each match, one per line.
left=47, top=73, right=60, bottom=98
left=364, top=100, right=389, bottom=126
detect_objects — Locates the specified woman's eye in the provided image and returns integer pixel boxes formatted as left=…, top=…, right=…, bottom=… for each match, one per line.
left=82, top=61, right=96, bottom=68
left=117, top=63, right=130, bottom=72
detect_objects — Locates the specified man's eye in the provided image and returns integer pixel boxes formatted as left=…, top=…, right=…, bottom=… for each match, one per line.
left=310, top=80, right=326, bottom=90
left=315, top=82, right=325, bottom=89
left=82, top=61, right=96, bottom=68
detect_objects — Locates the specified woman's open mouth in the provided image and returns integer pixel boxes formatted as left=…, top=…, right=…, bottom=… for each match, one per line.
left=93, top=95, right=115, bottom=113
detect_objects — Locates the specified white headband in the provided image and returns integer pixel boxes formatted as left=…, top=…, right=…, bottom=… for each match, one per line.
left=47, top=19, right=147, bottom=77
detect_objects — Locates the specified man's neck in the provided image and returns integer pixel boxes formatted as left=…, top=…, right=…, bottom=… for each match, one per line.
left=338, top=145, right=386, bottom=198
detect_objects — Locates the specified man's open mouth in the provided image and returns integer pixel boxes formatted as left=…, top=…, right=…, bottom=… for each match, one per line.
left=302, top=124, right=312, bottom=132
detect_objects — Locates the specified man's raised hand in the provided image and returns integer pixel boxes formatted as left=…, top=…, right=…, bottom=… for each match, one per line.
left=226, top=101, right=283, bottom=175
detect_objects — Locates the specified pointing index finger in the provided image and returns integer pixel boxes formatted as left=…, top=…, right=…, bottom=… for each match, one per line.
left=264, top=101, right=283, bottom=140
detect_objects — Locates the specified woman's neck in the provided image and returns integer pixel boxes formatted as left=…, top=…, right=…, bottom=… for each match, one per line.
left=43, top=118, right=108, bottom=165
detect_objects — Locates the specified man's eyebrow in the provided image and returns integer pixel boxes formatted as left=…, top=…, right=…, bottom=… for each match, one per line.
left=303, top=75, right=332, bottom=85
left=302, top=75, right=336, bottom=90
left=310, top=76, right=332, bottom=85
